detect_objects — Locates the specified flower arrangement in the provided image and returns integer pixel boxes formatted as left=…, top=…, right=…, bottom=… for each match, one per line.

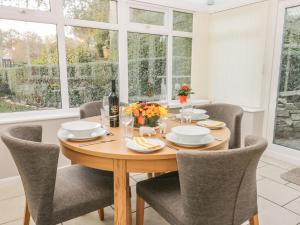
left=125, top=102, right=168, bottom=128
left=177, top=85, right=194, bottom=103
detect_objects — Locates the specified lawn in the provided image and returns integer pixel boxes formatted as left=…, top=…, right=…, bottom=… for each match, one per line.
left=0, top=98, right=34, bottom=113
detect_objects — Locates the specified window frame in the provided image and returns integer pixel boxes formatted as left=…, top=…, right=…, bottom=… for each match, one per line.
left=0, top=0, right=194, bottom=116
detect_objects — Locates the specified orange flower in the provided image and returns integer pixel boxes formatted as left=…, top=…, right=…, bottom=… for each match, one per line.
left=133, top=108, right=140, bottom=117
left=181, top=85, right=190, bottom=91
left=138, top=116, right=145, bottom=125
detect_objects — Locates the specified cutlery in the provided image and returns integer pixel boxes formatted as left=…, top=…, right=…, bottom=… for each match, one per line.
left=79, top=139, right=116, bottom=147
left=214, top=137, right=223, bottom=141
left=166, top=144, right=180, bottom=151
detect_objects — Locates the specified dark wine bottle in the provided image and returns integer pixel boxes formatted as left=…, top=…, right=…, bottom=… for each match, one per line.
left=109, top=80, right=119, bottom=127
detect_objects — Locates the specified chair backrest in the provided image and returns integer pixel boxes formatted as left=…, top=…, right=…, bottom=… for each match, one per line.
left=80, top=101, right=102, bottom=119
left=1, top=125, right=59, bottom=225
left=177, top=135, right=267, bottom=225
left=197, top=103, right=243, bottom=149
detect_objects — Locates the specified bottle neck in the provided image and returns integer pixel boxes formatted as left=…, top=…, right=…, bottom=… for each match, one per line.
left=111, top=80, right=116, bottom=93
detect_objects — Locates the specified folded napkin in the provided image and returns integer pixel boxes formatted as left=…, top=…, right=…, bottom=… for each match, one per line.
left=133, top=137, right=161, bottom=151
left=199, top=120, right=225, bottom=128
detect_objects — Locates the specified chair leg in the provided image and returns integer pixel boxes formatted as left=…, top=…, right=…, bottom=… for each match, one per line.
left=98, top=208, right=104, bottom=221
left=147, top=173, right=153, bottom=178
left=249, top=214, right=259, bottom=225
left=23, top=200, right=30, bottom=225
left=136, top=195, right=145, bottom=225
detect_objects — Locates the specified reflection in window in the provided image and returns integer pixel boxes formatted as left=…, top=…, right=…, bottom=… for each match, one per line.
left=173, top=11, right=193, bottom=32
left=0, top=19, right=61, bottom=112
left=65, top=26, right=118, bottom=108
left=64, top=0, right=117, bottom=23
left=128, top=32, right=167, bottom=102
left=172, top=37, right=192, bottom=99
left=0, top=0, right=50, bottom=11
left=130, top=8, right=165, bottom=26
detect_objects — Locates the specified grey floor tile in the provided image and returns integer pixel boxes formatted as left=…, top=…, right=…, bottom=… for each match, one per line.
left=260, top=155, right=296, bottom=170
left=287, top=183, right=300, bottom=192
left=257, top=179, right=300, bottom=206
left=258, top=164, right=289, bottom=184
left=284, top=197, right=300, bottom=216
left=258, top=197, right=300, bottom=225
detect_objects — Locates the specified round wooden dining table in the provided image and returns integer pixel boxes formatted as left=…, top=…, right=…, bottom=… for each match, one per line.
left=58, top=116, right=230, bottom=225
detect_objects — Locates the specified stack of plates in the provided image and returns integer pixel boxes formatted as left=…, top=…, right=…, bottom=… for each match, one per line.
left=58, top=121, right=106, bottom=141
left=176, top=109, right=209, bottom=121
left=166, top=125, right=214, bottom=147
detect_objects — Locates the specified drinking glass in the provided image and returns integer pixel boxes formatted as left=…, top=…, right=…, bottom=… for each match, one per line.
left=181, top=104, right=193, bottom=124
left=102, top=96, right=109, bottom=111
left=100, top=108, right=110, bottom=131
left=158, top=117, right=168, bottom=137
left=120, top=106, right=133, bottom=138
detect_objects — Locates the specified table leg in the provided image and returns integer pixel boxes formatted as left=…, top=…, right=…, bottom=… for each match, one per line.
left=114, top=159, right=131, bottom=225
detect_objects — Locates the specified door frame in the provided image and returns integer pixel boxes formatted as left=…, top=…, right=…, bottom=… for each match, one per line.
left=266, top=0, right=300, bottom=164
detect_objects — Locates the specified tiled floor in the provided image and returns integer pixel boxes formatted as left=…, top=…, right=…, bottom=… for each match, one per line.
left=0, top=155, right=299, bottom=225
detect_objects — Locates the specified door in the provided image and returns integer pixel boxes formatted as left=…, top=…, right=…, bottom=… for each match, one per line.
left=267, top=0, right=300, bottom=160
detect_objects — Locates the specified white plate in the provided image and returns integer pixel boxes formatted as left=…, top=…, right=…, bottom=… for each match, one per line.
left=58, top=127, right=106, bottom=141
left=175, top=114, right=209, bottom=121
left=166, top=132, right=214, bottom=147
left=197, top=120, right=226, bottom=130
left=126, top=138, right=165, bottom=153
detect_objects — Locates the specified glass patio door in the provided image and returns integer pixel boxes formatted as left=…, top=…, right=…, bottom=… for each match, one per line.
left=269, top=2, right=300, bottom=154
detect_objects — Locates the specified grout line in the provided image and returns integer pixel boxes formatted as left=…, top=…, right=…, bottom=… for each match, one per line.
left=257, top=175, right=289, bottom=186
left=0, top=193, right=25, bottom=202
left=0, top=217, right=23, bottom=225
left=258, top=195, right=300, bottom=217
left=282, top=196, right=300, bottom=208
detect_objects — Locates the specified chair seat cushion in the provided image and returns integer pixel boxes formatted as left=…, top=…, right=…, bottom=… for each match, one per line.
left=52, top=165, right=113, bottom=224
left=137, top=172, right=185, bottom=225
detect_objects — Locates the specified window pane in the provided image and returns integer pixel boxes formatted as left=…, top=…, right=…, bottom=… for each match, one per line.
left=64, top=0, right=117, bottom=23
left=130, top=8, right=165, bottom=26
left=0, top=0, right=50, bottom=11
left=172, top=37, right=192, bottom=99
left=65, top=26, right=118, bottom=108
left=128, top=32, right=167, bottom=102
left=273, top=6, right=300, bottom=150
left=173, top=11, right=193, bottom=32
left=0, top=19, right=61, bottom=113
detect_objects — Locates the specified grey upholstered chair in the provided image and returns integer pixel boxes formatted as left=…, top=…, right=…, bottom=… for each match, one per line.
left=1, top=125, right=114, bottom=225
left=136, top=135, right=267, bottom=225
left=80, top=100, right=102, bottom=119
left=197, top=103, right=243, bottom=149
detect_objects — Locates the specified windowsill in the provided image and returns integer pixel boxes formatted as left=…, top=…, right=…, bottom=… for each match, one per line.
left=0, top=100, right=265, bottom=125
left=0, top=109, right=79, bottom=125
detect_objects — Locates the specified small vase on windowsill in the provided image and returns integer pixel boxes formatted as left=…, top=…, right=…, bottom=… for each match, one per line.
left=179, top=95, right=188, bottom=104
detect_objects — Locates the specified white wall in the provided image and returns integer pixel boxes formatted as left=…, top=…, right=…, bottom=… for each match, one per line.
left=207, top=1, right=270, bottom=108
left=0, top=117, right=77, bottom=179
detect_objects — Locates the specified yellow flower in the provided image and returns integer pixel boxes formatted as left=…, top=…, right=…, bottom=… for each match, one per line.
left=159, top=106, right=168, bottom=117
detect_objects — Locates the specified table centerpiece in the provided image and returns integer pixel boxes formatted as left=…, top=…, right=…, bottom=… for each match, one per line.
left=125, top=102, right=168, bottom=128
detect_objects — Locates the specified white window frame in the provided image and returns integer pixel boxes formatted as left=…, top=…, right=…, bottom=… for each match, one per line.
left=0, top=0, right=194, bottom=118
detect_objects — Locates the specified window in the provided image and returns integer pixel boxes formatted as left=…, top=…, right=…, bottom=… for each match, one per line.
left=0, top=19, right=60, bottom=112
left=0, top=2, right=194, bottom=114
left=173, top=11, right=193, bottom=32
left=0, top=0, right=50, bottom=11
left=129, top=8, right=165, bottom=26
left=172, top=37, right=192, bottom=99
left=128, top=32, right=167, bottom=102
left=65, top=26, right=118, bottom=108
left=64, top=0, right=117, bottom=23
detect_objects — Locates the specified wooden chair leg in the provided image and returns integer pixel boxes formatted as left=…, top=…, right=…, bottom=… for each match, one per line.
left=23, top=200, right=30, bottom=225
left=136, top=195, right=145, bottom=225
left=98, top=208, right=104, bottom=221
left=249, top=214, right=259, bottom=225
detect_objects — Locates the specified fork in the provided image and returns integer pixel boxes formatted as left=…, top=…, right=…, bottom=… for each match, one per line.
left=79, top=139, right=116, bottom=147
left=166, top=144, right=180, bottom=151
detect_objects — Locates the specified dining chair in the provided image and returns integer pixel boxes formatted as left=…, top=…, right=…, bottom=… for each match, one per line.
left=197, top=103, right=243, bottom=149
left=1, top=125, right=114, bottom=225
left=136, top=135, right=267, bottom=225
left=80, top=100, right=103, bottom=119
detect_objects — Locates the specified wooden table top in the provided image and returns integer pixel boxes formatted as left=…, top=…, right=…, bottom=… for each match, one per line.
left=58, top=116, right=231, bottom=160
